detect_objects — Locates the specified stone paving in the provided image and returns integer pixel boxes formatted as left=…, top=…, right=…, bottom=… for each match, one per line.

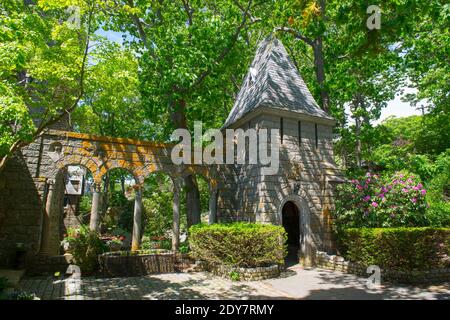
left=19, top=267, right=450, bottom=300
left=19, top=272, right=292, bottom=300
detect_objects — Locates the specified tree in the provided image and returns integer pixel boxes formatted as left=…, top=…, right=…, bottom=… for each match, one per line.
left=101, top=0, right=259, bottom=226
left=0, top=0, right=95, bottom=170
left=72, top=38, right=148, bottom=139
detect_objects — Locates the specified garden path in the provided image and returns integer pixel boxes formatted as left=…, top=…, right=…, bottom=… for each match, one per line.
left=18, top=267, right=449, bottom=300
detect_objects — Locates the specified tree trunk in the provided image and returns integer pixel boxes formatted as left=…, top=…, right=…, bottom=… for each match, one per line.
left=131, top=187, right=143, bottom=251
left=120, top=175, right=126, bottom=195
left=352, top=94, right=362, bottom=168
left=101, top=172, right=110, bottom=223
left=170, top=99, right=202, bottom=227
left=185, top=175, right=201, bottom=227
left=313, top=37, right=330, bottom=114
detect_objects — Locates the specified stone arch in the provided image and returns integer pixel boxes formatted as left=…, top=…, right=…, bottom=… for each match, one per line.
left=97, top=160, right=141, bottom=185
left=40, top=163, right=95, bottom=255
left=51, top=155, right=101, bottom=182
left=180, top=165, right=218, bottom=192
left=178, top=165, right=219, bottom=224
left=278, top=194, right=314, bottom=267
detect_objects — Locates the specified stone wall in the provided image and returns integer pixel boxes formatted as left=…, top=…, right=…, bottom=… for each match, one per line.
left=0, top=130, right=221, bottom=268
left=0, top=150, right=49, bottom=267
left=220, top=111, right=342, bottom=264
left=316, top=251, right=450, bottom=284
left=210, top=264, right=280, bottom=281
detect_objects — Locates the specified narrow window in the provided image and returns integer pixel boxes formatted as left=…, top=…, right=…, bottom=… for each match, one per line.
left=314, top=123, right=318, bottom=149
left=298, top=121, right=302, bottom=146
left=280, top=117, right=284, bottom=144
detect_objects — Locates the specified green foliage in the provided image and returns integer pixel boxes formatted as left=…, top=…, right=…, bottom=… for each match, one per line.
left=0, top=0, right=91, bottom=159
left=334, top=172, right=430, bottom=228
left=78, top=195, right=92, bottom=222
left=142, top=172, right=175, bottom=237
left=140, top=235, right=172, bottom=251
left=0, top=277, right=8, bottom=293
left=143, top=193, right=173, bottom=237
left=0, top=290, right=37, bottom=300
left=369, top=116, right=450, bottom=179
left=179, top=241, right=190, bottom=254
left=340, top=227, right=450, bottom=271
left=61, top=225, right=108, bottom=273
left=72, top=38, right=149, bottom=139
left=424, top=150, right=450, bottom=226
left=114, top=195, right=135, bottom=233
left=189, top=223, right=287, bottom=268
left=229, top=271, right=240, bottom=282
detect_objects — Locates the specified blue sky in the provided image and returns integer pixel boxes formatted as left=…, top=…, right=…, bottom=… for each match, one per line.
left=97, top=29, right=422, bottom=125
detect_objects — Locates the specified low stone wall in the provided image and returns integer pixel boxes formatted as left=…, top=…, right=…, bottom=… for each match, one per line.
left=210, top=264, right=280, bottom=281
left=316, top=251, right=450, bottom=284
left=99, top=250, right=193, bottom=277
left=28, top=254, right=73, bottom=276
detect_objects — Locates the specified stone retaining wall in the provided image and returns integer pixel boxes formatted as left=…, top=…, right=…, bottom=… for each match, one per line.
left=316, top=251, right=450, bottom=284
left=28, top=254, right=73, bottom=276
left=99, top=250, right=193, bottom=277
left=210, top=264, right=280, bottom=281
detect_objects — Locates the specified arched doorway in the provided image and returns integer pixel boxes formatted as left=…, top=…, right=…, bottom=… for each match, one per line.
left=282, top=201, right=300, bottom=265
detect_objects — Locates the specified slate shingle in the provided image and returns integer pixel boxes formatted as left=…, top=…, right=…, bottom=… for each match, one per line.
left=223, top=36, right=333, bottom=128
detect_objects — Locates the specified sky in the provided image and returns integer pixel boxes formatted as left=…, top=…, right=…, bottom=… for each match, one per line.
left=97, top=29, right=423, bottom=126
left=376, top=87, right=423, bottom=124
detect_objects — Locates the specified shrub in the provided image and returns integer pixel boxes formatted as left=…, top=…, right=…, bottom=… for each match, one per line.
left=61, top=225, right=108, bottom=273
left=189, top=223, right=287, bottom=268
left=0, top=277, right=9, bottom=293
left=334, top=171, right=430, bottom=228
left=340, top=227, right=450, bottom=271
left=424, top=151, right=450, bottom=227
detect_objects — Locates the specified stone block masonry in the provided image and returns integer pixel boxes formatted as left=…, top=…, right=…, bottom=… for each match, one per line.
left=316, top=251, right=450, bottom=285
left=210, top=264, right=281, bottom=281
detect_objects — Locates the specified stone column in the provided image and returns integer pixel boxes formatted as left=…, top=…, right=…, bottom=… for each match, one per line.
left=208, top=189, right=218, bottom=224
left=131, top=186, right=143, bottom=251
left=172, top=184, right=181, bottom=252
left=89, top=183, right=101, bottom=232
left=40, top=179, right=55, bottom=254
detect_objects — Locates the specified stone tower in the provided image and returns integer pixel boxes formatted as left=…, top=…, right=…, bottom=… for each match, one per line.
left=219, top=36, right=343, bottom=265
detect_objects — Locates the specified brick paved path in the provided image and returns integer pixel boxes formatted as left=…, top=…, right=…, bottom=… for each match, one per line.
left=19, top=272, right=292, bottom=300
left=19, top=268, right=450, bottom=300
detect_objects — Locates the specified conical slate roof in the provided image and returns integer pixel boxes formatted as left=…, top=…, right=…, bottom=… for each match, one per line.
left=223, top=36, right=333, bottom=128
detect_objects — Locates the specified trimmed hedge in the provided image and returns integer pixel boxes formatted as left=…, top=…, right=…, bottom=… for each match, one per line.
left=189, top=223, right=287, bottom=268
left=340, top=227, right=450, bottom=271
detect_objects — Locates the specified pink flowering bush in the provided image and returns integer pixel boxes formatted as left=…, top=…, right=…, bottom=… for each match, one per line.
left=334, top=172, right=430, bottom=228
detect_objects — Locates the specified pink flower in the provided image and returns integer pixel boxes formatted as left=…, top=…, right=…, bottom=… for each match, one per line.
left=356, top=185, right=363, bottom=191
left=371, top=202, right=378, bottom=207
left=402, top=188, right=409, bottom=193
left=411, top=198, right=417, bottom=203
left=363, top=195, right=371, bottom=202
left=421, top=189, right=426, bottom=195
left=413, top=186, right=419, bottom=190
left=418, top=183, right=423, bottom=189
left=379, top=193, right=385, bottom=198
